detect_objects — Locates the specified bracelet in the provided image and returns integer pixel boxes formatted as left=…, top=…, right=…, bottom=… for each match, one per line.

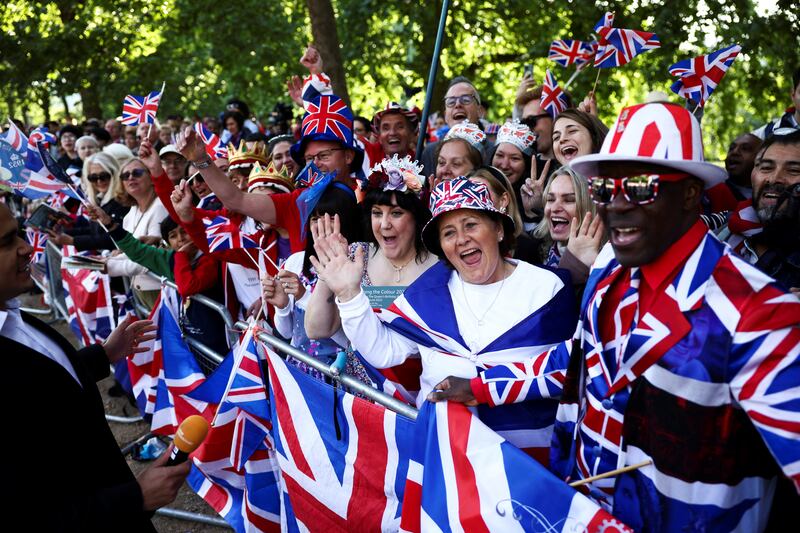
left=193, top=156, right=213, bottom=169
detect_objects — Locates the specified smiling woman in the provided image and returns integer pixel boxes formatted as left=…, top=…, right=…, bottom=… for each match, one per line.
left=311, top=176, right=578, bottom=454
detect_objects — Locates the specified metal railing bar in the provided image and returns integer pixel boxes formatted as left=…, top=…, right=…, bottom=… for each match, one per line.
left=154, top=507, right=232, bottom=528
left=234, top=321, right=419, bottom=421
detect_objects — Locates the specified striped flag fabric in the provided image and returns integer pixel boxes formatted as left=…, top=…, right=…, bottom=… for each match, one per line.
left=121, top=83, right=164, bottom=126
left=594, top=26, right=660, bottom=68
left=548, top=39, right=596, bottom=67
left=668, top=44, right=742, bottom=107
left=194, top=122, right=227, bottom=160
left=399, top=401, right=631, bottom=533
left=540, top=70, right=570, bottom=118
left=25, top=227, right=48, bottom=265
left=203, top=215, right=260, bottom=253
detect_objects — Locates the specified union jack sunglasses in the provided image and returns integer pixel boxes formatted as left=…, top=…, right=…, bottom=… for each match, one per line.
left=589, top=174, right=669, bottom=205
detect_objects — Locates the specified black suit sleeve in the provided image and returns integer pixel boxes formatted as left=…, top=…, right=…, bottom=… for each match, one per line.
left=77, top=343, right=111, bottom=383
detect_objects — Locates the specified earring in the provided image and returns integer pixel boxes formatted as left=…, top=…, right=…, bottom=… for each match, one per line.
left=499, top=206, right=507, bottom=213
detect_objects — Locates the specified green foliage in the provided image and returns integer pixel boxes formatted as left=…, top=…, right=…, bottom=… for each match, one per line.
left=0, top=0, right=797, bottom=159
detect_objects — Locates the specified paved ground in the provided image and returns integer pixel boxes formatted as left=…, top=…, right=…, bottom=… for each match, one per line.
left=22, top=291, right=231, bottom=533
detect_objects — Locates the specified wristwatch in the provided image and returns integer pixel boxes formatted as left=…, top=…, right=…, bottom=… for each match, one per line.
left=193, top=156, right=213, bottom=169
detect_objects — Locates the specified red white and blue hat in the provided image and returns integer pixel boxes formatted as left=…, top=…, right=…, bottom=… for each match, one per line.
left=289, top=93, right=365, bottom=173
left=421, top=176, right=515, bottom=256
left=444, top=121, right=486, bottom=149
left=569, top=102, right=727, bottom=188
left=371, top=102, right=420, bottom=132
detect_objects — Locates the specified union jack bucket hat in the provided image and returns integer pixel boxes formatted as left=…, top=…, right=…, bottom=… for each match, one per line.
left=421, top=176, right=515, bottom=257
left=570, top=102, right=727, bottom=188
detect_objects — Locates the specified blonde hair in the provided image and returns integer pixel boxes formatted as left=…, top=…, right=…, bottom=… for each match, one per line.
left=115, top=158, right=151, bottom=207
left=81, top=152, right=120, bottom=206
left=533, top=166, right=595, bottom=242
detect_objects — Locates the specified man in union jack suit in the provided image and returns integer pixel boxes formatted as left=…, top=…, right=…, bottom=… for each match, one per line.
left=435, top=102, right=800, bottom=532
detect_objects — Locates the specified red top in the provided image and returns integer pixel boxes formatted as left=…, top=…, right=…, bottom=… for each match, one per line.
left=173, top=251, right=219, bottom=298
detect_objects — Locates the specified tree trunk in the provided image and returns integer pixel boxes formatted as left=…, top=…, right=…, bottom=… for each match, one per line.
left=40, top=88, right=51, bottom=124
left=306, top=0, right=350, bottom=105
left=79, top=86, right=102, bottom=121
left=60, top=94, right=71, bottom=122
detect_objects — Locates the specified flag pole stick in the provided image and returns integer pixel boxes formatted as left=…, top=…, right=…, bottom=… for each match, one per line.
left=415, top=0, right=452, bottom=159
left=569, top=460, right=652, bottom=487
left=590, top=68, right=602, bottom=95
left=563, top=67, right=583, bottom=90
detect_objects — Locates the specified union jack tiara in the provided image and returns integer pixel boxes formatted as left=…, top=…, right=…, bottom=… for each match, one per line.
left=569, top=102, right=727, bottom=188
left=421, top=176, right=515, bottom=256
left=444, top=121, right=486, bottom=149
left=495, top=120, right=536, bottom=156
left=366, top=154, right=424, bottom=195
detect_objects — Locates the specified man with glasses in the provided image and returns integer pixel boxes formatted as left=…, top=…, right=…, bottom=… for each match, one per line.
left=421, top=76, right=494, bottom=176
left=432, top=102, right=800, bottom=531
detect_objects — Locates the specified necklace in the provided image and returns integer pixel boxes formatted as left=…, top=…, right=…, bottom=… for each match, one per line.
left=460, top=264, right=508, bottom=326
left=386, top=252, right=415, bottom=283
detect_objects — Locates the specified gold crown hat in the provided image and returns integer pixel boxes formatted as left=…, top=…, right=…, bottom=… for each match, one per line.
left=227, top=140, right=268, bottom=170
left=247, top=161, right=294, bottom=193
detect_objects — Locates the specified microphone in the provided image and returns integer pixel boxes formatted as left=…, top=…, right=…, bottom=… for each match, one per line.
left=166, top=415, right=210, bottom=466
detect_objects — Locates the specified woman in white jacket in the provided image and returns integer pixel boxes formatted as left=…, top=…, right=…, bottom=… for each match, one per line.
left=100, top=158, right=168, bottom=309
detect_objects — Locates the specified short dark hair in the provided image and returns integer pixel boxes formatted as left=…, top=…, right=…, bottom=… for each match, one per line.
left=89, top=127, right=111, bottom=144
left=160, top=215, right=179, bottom=243
left=761, top=128, right=800, bottom=153
left=59, top=124, right=82, bottom=139
left=353, top=116, right=373, bottom=134
left=361, top=189, right=431, bottom=263
left=222, top=110, right=245, bottom=131
left=447, top=76, right=481, bottom=104
left=245, top=131, right=269, bottom=144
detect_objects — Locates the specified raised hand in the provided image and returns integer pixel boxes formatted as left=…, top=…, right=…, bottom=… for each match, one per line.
left=300, top=44, right=323, bottom=74
left=138, top=140, right=164, bottom=177
left=566, top=211, right=605, bottom=267
left=175, top=125, right=207, bottom=163
left=427, top=376, right=478, bottom=405
left=309, top=231, right=363, bottom=303
left=46, top=228, right=74, bottom=246
left=102, top=315, right=157, bottom=364
left=520, top=158, right=551, bottom=218
left=286, top=75, right=304, bottom=108
left=578, top=90, right=598, bottom=117
left=170, top=180, right=194, bottom=222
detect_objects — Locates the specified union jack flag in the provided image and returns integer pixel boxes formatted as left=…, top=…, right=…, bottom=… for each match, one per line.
left=203, top=215, right=259, bottom=253
left=301, top=95, right=352, bottom=141
left=594, top=26, right=660, bottom=68
left=668, top=44, right=742, bottom=107
left=265, top=346, right=413, bottom=531
left=25, top=227, right=47, bottom=265
left=548, top=39, right=596, bottom=67
left=1, top=121, right=72, bottom=199
left=189, top=329, right=272, bottom=470
left=28, top=127, right=57, bottom=150
left=593, top=11, right=615, bottom=33
left=60, top=247, right=115, bottom=346
left=194, top=122, right=226, bottom=160
left=540, top=70, right=569, bottom=118
left=399, top=401, right=630, bottom=533
left=121, top=83, right=164, bottom=126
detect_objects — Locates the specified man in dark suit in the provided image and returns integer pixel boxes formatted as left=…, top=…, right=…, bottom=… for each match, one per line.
left=1, top=203, right=190, bottom=531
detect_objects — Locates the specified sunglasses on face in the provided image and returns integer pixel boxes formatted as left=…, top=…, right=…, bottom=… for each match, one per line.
left=87, top=172, right=111, bottom=183
left=120, top=168, right=148, bottom=181
left=521, top=113, right=551, bottom=129
left=589, top=175, right=662, bottom=205
left=444, top=94, right=478, bottom=108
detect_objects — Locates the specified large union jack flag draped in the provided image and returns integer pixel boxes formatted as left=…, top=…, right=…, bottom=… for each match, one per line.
left=400, top=401, right=631, bottom=533
left=540, top=70, right=570, bottom=118
left=594, top=21, right=660, bottom=68
left=203, top=215, right=259, bottom=253
left=301, top=95, right=352, bottom=141
left=194, top=122, right=227, bottom=160
left=121, top=83, right=164, bottom=126
left=60, top=246, right=115, bottom=346
left=548, top=39, right=596, bottom=67
left=668, top=44, right=742, bottom=107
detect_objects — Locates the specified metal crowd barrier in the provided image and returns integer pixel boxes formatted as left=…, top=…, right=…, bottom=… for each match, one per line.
left=235, top=320, right=420, bottom=421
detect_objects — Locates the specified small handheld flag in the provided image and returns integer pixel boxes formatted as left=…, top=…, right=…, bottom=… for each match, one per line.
left=193, top=123, right=226, bottom=160
left=203, top=215, right=260, bottom=253
left=548, top=40, right=596, bottom=68
left=668, top=44, right=742, bottom=107
left=121, top=82, right=165, bottom=126
left=540, top=70, right=569, bottom=118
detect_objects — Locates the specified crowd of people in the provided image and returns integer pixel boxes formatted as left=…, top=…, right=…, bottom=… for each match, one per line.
left=2, top=42, right=799, bottom=531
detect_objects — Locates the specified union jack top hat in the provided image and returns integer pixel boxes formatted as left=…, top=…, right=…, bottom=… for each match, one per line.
left=569, top=102, right=727, bottom=188
left=421, top=176, right=515, bottom=257
left=289, top=93, right=364, bottom=173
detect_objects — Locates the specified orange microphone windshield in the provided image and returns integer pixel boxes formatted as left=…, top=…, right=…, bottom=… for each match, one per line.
left=173, top=415, right=210, bottom=454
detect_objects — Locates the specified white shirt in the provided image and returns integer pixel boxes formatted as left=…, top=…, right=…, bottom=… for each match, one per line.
left=1, top=299, right=81, bottom=386
left=337, top=260, right=564, bottom=405
left=106, top=197, right=169, bottom=291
